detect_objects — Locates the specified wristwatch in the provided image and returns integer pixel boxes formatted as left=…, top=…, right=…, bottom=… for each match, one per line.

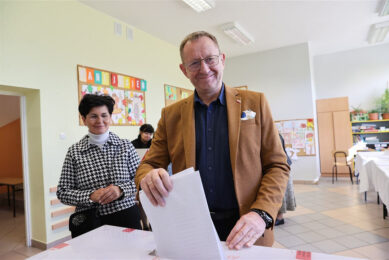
left=251, top=209, right=273, bottom=229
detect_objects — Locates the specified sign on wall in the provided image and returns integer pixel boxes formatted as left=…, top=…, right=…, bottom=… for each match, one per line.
left=275, top=118, right=316, bottom=156
left=164, top=84, right=193, bottom=107
left=77, top=65, right=147, bottom=126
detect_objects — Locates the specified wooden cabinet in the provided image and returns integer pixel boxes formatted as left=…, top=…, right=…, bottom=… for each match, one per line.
left=316, top=97, right=352, bottom=175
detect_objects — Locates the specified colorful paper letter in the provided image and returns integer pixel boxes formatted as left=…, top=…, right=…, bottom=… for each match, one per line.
left=86, top=68, right=94, bottom=83
left=94, top=70, right=102, bottom=84
left=102, top=72, right=110, bottom=86
left=111, top=73, right=118, bottom=87
left=78, top=67, right=87, bottom=82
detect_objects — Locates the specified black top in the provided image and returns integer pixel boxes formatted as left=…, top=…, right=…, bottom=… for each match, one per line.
left=131, top=135, right=152, bottom=149
left=194, top=85, right=238, bottom=211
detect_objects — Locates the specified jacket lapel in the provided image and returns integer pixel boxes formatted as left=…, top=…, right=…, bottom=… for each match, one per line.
left=181, top=95, right=196, bottom=168
left=225, top=86, right=241, bottom=176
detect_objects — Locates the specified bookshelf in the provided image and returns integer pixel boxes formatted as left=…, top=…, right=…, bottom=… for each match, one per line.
left=351, top=119, right=389, bottom=149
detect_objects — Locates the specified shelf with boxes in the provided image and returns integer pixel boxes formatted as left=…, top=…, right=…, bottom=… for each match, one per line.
left=351, top=119, right=389, bottom=149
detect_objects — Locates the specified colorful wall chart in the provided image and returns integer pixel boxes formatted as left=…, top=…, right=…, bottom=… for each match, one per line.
left=164, top=84, right=193, bottom=107
left=78, top=65, right=147, bottom=126
left=275, top=118, right=316, bottom=156
left=165, top=85, right=177, bottom=101
left=165, top=84, right=193, bottom=106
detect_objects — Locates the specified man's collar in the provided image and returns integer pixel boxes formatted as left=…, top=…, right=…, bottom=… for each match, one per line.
left=194, top=83, right=226, bottom=106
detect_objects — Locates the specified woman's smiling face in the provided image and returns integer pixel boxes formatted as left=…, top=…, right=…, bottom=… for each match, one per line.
left=82, top=105, right=111, bottom=134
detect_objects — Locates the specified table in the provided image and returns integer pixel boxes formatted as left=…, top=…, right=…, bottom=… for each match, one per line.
left=0, top=177, right=23, bottom=217
left=28, top=225, right=359, bottom=260
left=355, top=151, right=389, bottom=218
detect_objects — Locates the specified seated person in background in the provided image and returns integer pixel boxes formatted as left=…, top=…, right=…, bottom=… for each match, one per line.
left=57, top=94, right=142, bottom=238
left=131, top=123, right=154, bottom=148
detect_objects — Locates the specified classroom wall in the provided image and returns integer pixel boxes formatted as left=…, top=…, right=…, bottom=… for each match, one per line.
left=0, top=0, right=190, bottom=245
left=314, top=43, right=389, bottom=111
left=223, top=43, right=319, bottom=182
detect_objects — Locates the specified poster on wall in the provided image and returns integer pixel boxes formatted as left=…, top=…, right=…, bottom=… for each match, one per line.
left=164, top=84, right=193, bottom=107
left=78, top=65, right=147, bottom=126
left=275, top=118, right=316, bottom=156
left=165, top=85, right=177, bottom=101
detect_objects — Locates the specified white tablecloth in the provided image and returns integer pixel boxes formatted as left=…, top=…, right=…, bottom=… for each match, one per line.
left=28, top=225, right=359, bottom=260
left=355, top=151, right=389, bottom=207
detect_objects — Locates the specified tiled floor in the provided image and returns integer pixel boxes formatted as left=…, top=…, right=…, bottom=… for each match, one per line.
left=0, top=193, right=43, bottom=260
left=0, top=178, right=388, bottom=259
left=273, top=178, right=389, bottom=259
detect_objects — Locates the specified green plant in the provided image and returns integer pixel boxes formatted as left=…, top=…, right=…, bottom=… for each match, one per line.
left=369, top=109, right=379, bottom=114
left=374, top=98, right=383, bottom=113
left=350, top=105, right=363, bottom=114
left=381, top=88, right=389, bottom=113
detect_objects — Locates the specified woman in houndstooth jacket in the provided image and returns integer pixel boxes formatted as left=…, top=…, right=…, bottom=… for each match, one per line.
left=57, top=94, right=141, bottom=237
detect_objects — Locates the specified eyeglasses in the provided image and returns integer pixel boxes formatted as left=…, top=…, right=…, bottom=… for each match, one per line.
left=185, top=55, right=220, bottom=72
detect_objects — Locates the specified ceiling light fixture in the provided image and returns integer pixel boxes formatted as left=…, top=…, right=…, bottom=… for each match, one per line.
left=221, top=22, right=254, bottom=45
left=379, top=0, right=389, bottom=16
left=182, top=0, right=215, bottom=13
left=367, top=21, right=389, bottom=44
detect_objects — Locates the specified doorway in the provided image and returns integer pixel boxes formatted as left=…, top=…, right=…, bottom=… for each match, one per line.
left=0, top=90, right=33, bottom=250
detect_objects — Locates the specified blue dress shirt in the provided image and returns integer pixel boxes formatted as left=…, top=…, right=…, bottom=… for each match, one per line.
left=194, top=84, right=239, bottom=211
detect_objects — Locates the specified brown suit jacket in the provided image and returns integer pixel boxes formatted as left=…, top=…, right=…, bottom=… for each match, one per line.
left=135, top=86, right=290, bottom=246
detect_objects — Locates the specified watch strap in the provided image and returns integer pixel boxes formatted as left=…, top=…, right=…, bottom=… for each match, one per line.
left=251, top=209, right=273, bottom=229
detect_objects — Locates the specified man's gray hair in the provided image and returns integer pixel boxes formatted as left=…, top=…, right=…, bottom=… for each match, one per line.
left=179, top=31, right=220, bottom=63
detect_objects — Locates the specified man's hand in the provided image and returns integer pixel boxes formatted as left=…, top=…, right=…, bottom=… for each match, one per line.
left=226, top=212, right=266, bottom=250
left=90, top=185, right=122, bottom=205
left=140, top=168, right=173, bottom=206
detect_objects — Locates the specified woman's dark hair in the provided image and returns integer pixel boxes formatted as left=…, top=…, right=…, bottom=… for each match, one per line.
left=140, top=124, right=154, bottom=134
left=78, top=94, right=115, bottom=117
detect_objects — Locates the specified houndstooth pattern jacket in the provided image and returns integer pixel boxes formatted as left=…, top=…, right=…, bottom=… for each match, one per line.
left=57, top=132, right=140, bottom=216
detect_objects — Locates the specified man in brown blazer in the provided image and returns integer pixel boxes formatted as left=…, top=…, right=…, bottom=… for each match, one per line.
left=135, top=31, right=290, bottom=249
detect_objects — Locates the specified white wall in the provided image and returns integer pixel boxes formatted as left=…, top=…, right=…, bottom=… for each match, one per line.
left=223, top=43, right=319, bottom=181
left=314, top=43, right=389, bottom=111
left=224, top=43, right=314, bottom=119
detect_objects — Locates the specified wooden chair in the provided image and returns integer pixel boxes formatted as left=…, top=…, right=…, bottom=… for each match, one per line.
left=332, top=151, right=353, bottom=184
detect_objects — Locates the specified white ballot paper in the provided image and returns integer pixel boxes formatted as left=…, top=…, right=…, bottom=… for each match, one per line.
left=139, top=167, right=225, bottom=260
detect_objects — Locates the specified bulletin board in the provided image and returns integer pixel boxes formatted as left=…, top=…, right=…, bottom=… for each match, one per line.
left=77, top=65, right=147, bottom=126
left=164, top=84, right=193, bottom=107
left=275, top=118, right=316, bottom=156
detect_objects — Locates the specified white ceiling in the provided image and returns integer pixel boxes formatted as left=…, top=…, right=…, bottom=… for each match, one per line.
left=80, top=0, right=389, bottom=57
